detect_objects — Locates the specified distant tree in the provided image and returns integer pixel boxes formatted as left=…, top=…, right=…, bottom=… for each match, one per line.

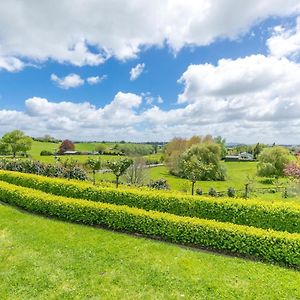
left=95, top=144, right=107, bottom=154
left=178, top=143, right=226, bottom=195
left=86, top=158, right=101, bottom=185
left=284, top=157, right=300, bottom=181
left=123, top=157, right=148, bottom=185
left=214, top=136, right=227, bottom=158
left=107, top=158, right=133, bottom=188
left=257, top=146, right=293, bottom=177
left=253, top=143, right=263, bottom=159
left=2, top=130, right=32, bottom=158
left=59, top=139, right=75, bottom=154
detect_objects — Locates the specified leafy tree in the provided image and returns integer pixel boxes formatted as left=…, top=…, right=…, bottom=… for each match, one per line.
left=253, top=143, right=263, bottom=159
left=0, top=141, right=10, bottom=155
left=123, top=157, right=148, bottom=185
left=86, top=158, right=101, bottom=185
left=257, top=146, right=293, bottom=177
left=2, top=130, right=32, bottom=158
left=214, top=136, right=227, bottom=158
left=58, top=139, right=75, bottom=154
left=178, top=143, right=226, bottom=195
left=95, top=144, right=107, bottom=154
left=107, top=158, right=133, bottom=188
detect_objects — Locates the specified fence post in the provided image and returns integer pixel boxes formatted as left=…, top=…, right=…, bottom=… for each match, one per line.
left=282, top=187, right=288, bottom=199
left=244, top=183, right=249, bottom=199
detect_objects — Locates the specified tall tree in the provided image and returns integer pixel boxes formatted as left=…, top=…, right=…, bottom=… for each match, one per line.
left=2, top=130, right=32, bottom=158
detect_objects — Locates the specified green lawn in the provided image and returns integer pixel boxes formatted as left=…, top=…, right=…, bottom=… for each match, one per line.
left=1, top=203, right=300, bottom=299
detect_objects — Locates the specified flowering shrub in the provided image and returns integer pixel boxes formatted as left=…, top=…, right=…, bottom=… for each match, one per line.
left=284, top=160, right=300, bottom=181
left=0, top=159, right=87, bottom=180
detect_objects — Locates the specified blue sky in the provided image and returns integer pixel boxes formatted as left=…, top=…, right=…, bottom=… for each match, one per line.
left=0, top=1, right=300, bottom=143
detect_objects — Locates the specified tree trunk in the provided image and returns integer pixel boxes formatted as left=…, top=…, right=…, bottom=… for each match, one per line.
left=116, top=176, right=119, bottom=188
left=191, top=181, right=195, bottom=195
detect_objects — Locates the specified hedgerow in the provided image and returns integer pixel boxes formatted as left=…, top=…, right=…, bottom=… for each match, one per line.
left=0, top=170, right=300, bottom=233
left=0, top=180, right=299, bottom=267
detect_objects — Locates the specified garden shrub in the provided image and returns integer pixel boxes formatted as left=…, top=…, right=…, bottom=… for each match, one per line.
left=0, top=180, right=299, bottom=267
left=1, top=170, right=300, bottom=233
left=147, top=178, right=169, bottom=190
left=227, top=187, right=235, bottom=198
left=40, top=150, right=53, bottom=156
left=208, top=187, right=217, bottom=197
left=0, top=159, right=87, bottom=180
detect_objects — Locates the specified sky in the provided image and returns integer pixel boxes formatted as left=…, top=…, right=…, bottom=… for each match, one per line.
left=0, top=1, right=300, bottom=143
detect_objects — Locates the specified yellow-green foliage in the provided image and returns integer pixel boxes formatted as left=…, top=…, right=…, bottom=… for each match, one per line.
left=0, top=180, right=299, bottom=267
left=0, top=170, right=300, bottom=233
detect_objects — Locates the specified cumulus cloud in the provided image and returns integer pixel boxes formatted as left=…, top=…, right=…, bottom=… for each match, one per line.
left=267, top=17, right=300, bottom=58
left=0, top=56, right=25, bottom=72
left=51, top=73, right=84, bottom=89
left=87, top=75, right=107, bottom=85
left=130, top=63, right=145, bottom=80
left=0, top=0, right=299, bottom=70
left=2, top=55, right=300, bottom=144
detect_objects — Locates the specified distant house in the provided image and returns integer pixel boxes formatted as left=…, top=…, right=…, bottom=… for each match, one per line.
left=225, top=152, right=254, bottom=162
left=63, top=151, right=79, bottom=155
left=238, top=152, right=254, bottom=160
left=224, top=155, right=240, bottom=162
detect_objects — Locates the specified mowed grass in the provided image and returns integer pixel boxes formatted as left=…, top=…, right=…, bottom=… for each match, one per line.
left=1, top=204, right=300, bottom=300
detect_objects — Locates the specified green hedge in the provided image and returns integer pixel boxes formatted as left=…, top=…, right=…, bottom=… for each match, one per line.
left=0, top=180, right=299, bottom=267
left=0, top=170, right=300, bottom=233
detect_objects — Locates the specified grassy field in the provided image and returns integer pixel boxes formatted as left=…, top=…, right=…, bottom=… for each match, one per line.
left=1, top=203, right=300, bottom=299
left=26, top=141, right=161, bottom=165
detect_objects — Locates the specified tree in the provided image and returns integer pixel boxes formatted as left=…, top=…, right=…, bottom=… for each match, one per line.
left=123, top=157, right=148, bottom=185
left=2, top=130, right=32, bottom=158
left=107, top=158, right=133, bottom=188
left=178, top=143, right=226, bottom=195
left=58, top=139, right=75, bottom=154
left=214, top=136, right=227, bottom=159
left=86, top=158, right=101, bottom=185
left=257, top=146, right=293, bottom=177
left=95, top=144, right=107, bottom=154
left=0, top=141, right=9, bottom=155
left=253, top=143, right=263, bottom=159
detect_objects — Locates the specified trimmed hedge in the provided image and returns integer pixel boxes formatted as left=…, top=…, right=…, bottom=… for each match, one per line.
left=0, top=180, right=299, bottom=267
left=0, top=170, right=300, bottom=234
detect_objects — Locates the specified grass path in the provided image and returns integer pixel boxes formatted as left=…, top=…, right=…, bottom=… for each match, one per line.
left=1, top=204, right=300, bottom=299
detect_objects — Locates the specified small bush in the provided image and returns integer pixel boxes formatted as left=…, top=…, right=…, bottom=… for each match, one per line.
left=196, top=187, right=203, bottom=195
left=147, top=179, right=169, bottom=190
left=208, top=187, right=217, bottom=197
left=40, top=150, right=53, bottom=156
left=227, top=187, right=235, bottom=198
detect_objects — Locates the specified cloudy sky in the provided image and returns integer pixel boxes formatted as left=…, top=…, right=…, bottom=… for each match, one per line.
left=1, top=0, right=300, bottom=143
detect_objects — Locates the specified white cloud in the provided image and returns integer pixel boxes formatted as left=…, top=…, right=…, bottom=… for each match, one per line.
left=87, top=75, right=107, bottom=85
left=130, top=63, right=145, bottom=80
left=0, top=56, right=25, bottom=72
left=2, top=57, right=300, bottom=144
left=51, top=73, right=84, bottom=89
left=0, top=1, right=299, bottom=70
left=267, top=17, right=300, bottom=58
